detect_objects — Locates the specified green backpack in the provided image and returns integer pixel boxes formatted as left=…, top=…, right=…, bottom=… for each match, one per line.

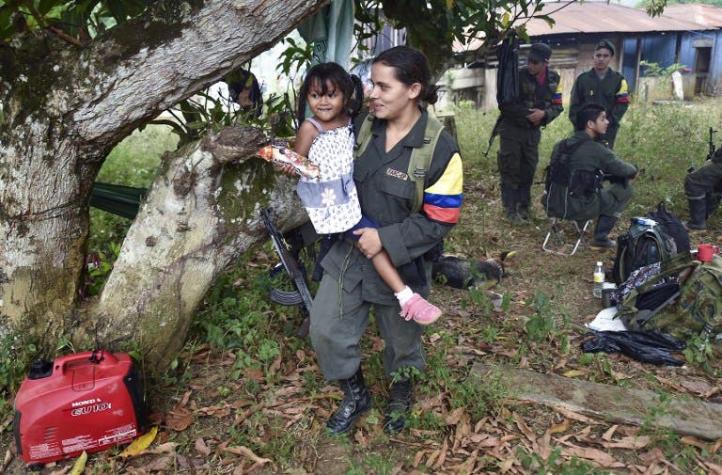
left=354, top=113, right=445, bottom=214
left=620, top=252, right=722, bottom=340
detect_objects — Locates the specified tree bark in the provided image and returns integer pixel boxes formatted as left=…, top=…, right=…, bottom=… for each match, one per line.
left=0, top=0, right=328, bottom=364
left=85, top=127, right=308, bottom=368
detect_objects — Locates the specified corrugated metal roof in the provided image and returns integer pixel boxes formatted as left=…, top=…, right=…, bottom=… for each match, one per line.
left=454, top=1, right=722, bottom=54
left=662, top=3, right=722, bottom=28
left=526, top=1, right=711, bottom=36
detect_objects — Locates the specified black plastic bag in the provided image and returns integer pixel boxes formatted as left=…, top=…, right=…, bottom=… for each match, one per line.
left=581, top=330, right=686, bottom=366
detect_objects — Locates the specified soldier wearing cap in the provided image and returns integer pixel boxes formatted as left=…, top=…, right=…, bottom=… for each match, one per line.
left=569, top=40, right=630, bottom=149
left=497, top=43, right=563, bottom=222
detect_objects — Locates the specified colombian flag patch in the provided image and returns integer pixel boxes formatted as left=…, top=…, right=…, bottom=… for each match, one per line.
left=422, top=153, right=463, bottom=224
left=615, top=79, right=630, bottom=104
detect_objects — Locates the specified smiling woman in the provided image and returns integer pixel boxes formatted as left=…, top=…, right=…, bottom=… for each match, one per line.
left=307, top=46, right=464, bottom=436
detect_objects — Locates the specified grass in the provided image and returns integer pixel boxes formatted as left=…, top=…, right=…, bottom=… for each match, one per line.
left=88, top=125, right=178, bottom=256
left=3, top=98, right=722, bottom=473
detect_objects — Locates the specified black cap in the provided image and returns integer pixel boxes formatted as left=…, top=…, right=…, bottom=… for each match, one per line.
left=528, top=43, right=551, bottom=62
left=595, top=39, right=615, bottom=56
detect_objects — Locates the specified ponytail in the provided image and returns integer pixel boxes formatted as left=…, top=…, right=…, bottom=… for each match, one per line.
left=348, top=74, right=364, bottom=118
left=296, top=89, right=309, bottom=130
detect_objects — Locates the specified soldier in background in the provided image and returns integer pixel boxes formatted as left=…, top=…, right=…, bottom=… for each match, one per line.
left=685, top=149, right=722, bottom=230
left=224, top=67, right=263, bottom=117
left=543, top=104, right=638, bottom=249
left=568, top=40, right=630, bottom=149
left=497, top=43, right=563, bottom=223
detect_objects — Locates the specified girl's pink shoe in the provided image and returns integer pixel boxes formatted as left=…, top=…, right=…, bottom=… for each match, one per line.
left=400, top=293, right=442, bottom=325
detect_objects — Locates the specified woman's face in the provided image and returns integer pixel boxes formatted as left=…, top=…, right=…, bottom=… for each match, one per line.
left=368, top=63, right=421, bottom=120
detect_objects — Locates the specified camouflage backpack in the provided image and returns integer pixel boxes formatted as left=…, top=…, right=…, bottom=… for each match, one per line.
left=619, top=252, right=722, bottom=340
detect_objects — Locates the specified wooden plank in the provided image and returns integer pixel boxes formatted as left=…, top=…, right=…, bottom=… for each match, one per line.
left=471, top=363, right=722, bottom=440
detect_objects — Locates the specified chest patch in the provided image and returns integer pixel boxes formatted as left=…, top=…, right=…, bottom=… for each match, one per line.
left=386, top=168, right=409, bottom=181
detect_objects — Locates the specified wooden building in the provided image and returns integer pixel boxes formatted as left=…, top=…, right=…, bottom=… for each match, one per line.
left=448, top=1, right=722, bottom=109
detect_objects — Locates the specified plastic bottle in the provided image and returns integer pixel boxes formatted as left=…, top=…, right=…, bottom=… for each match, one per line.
left=593, top=261, right=605, bottom=298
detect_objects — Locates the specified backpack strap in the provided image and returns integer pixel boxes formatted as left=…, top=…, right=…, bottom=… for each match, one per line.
left=353, top=114, right=375, bottom=158
left=354, top=113, right=445, bottom=215
left=408, top=116, right=445, bottom=214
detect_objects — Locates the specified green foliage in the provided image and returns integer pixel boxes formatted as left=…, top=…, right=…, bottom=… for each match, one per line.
left=0, top=0, right=153, bottom=43
left=639, top=0, right=720, bottom=14
left=639, top=60, right=686, bottom=78
left=517, top=447, right=607, bottom=474
left=524, top=291, right=568, bottom=343
left=355, top=0, right=554, bottom=75
left=277, top=36, right=313, bottom=77
left=0, top=333, right=37, bottom=412
left=682, top=335, right=718, bottom=376
left=349, top=452, right=396, bottom=475
left=448, top=370, right=508, bottom=420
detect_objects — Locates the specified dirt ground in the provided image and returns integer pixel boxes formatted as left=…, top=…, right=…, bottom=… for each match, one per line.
left=3, top=102, right=722, bottom=474
left=3, top=175, right=722, bottom=475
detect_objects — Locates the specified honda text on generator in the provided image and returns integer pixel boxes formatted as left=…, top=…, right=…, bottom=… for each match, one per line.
left=14, top=350, right=148, bottom=467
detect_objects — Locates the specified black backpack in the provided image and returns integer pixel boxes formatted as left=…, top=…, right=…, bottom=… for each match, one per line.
left=612, top=203, right=690, bottom=284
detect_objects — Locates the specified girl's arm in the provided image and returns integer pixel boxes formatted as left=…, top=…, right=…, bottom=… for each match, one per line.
left=294, top=120, right=319, bottom=157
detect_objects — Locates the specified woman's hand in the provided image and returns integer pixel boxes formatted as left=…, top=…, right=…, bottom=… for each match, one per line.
left=353, top=227, right=382, bottom=258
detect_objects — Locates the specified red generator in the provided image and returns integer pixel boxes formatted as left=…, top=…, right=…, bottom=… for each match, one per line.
left=13, top=350, right=148, bottom=466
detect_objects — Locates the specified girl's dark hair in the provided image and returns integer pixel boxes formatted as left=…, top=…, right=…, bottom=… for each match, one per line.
left=372, top=46, right=439, bottom=106
left=575, top=103, right=606, bottom=130
left=297, top=62, right=364, bottom=128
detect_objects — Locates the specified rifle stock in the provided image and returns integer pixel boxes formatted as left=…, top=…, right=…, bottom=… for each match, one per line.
left=484, top=116, right=502, bottom=158
left=260, top=209, right=314, bottom=336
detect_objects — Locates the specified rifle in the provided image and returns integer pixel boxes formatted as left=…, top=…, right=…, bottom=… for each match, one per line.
left=483, top=116, right=501, bottom=159
left=485, top=32, right=519, bottom=159
left=260, top=208, right=313, bottom=337
left=688, top=127, right=719, bottom=174
left=707, top=127, right=718, bottom=161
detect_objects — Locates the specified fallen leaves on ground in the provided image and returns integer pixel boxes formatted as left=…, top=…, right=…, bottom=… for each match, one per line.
left=561, top=444, right=624, bottom=468
left=119, top=426, right=159, bottom=458
left=222, top=445, right=272, bottom=471
left=195, top=437, right=211, bottom=456
left=68, top=451, right=87, bottom=475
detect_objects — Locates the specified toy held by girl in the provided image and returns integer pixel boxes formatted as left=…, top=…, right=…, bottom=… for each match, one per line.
left=293, top=62, right=442, bottom=325
left=256, top=145, right=320, bottom=179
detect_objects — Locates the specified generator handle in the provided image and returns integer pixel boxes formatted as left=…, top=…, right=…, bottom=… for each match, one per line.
left=56, top=351, right=118, bottom=373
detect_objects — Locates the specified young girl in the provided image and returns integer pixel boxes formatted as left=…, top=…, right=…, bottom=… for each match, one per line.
left=294, top=62, right=442, bottom=325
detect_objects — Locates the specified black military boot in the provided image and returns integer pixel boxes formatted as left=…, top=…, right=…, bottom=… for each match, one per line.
left=326, top=368, right=372, bottom=434
left=383, top=379, right=412, bottom=434
left=517, top=186, right=532, bottom=221
left=501, top=185, right=522, bottom=224
left=591, top=215, right=618, bottom=249
left=707, top=193, right=721, bottom=220
left=687, top=198, right=707, bottom=230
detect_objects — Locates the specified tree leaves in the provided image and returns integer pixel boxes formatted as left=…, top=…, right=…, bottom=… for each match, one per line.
left=0, top=0, right=151, bottom=44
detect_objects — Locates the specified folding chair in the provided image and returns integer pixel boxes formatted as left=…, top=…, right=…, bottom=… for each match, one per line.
left=542, top=218, right=593, bottom=256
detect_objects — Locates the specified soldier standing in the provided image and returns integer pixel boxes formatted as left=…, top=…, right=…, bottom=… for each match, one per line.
left=685, top=149, right=722, bottom=230
left=568, top=40, right=630, bottom=149
left=497, top=43, right=563, bottom=223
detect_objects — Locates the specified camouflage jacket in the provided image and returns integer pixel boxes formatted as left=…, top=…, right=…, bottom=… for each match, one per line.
left=499, top=66, right=563, bottom=129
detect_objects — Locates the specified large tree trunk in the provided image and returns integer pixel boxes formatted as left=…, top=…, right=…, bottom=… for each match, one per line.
left=85, top=128, right=308, bottom=368
left=0, top=0, right=328, bottom=365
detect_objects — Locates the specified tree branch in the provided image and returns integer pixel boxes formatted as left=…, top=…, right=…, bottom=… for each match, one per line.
left=70, top=0, right=330, bottom=149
